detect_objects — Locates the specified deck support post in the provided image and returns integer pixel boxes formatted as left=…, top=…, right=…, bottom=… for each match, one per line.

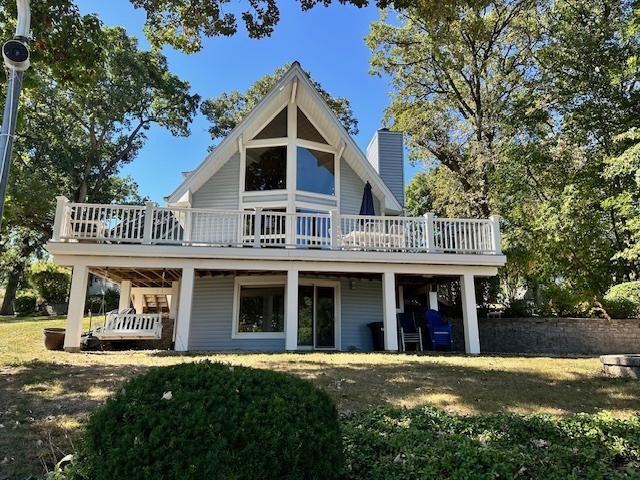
left=285, top=269, right=299, bottom=351
left=429, top=285, right=438, bottom=311
left=169, top=281, right=180, bottom=319
left=329, top=209, right=338, bottom=249
left=489, top=215, right=502, bottom=254
left=460, top=274, right=480, bottom=354
left=133, top=292, right=144, bottom=315
left=52, top=196, right=68, bottom=242
left=64, top=265, right=89, bottom=352
left=175, top=267, right=194, bottom=351
left=425, top=212, right=435, bottom=252
left=382, top=271, right=399, bottom=351
left=119, top=280, right=132, bottom=311
left=141, top=201, right=157, bottom=245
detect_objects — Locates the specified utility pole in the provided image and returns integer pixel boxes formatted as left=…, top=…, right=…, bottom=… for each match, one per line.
left=0, top=0, right=30, bottom=223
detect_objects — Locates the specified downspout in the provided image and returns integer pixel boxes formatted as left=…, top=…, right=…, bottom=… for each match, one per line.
left=0, top=0, right=31, bottom=223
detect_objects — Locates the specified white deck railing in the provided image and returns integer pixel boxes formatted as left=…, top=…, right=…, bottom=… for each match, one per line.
left=52, top=197, right=502, bottom=255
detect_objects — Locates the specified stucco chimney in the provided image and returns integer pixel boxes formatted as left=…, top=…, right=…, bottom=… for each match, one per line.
left=366, top=129, right=405, bottom=209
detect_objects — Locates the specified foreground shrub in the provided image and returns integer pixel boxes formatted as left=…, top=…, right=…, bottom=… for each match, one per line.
left=601, top=295, right=639, bottom=319
left=14, top=293, right=36, bottom=316
left=342, top=407, right=640, bottom=479
left=537, top=283, right=590, bottom=317
left=608, top=281, right=640, bottom=305
left=86, top=289, right=119, bottom=314
left=604, top=281, right=640, bottom=318
left=70, top=361, right=343, bottom=480
left=28, top=261, right=71, bottom=304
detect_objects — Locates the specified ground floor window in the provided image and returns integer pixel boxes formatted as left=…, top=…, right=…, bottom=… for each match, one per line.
left=233, top=277, right=286, bottom=338
left=238, top=285, right=285, bottom=333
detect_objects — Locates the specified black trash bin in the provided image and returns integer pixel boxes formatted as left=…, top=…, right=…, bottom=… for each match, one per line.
left=367, top=321, right=385, bottom=351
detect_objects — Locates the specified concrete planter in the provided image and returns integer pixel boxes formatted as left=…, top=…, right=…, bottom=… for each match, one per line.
left=601, top=354, right=640, bottom=378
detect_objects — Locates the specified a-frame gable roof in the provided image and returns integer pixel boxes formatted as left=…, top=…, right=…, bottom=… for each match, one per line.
left=166, top=62, right=402, bottom=214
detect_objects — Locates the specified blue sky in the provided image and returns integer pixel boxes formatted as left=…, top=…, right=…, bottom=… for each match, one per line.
left=75, top=0, right=420, bottom=204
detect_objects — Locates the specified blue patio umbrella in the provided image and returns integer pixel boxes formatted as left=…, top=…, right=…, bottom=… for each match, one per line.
left=359, top=181, right=375, bottom=216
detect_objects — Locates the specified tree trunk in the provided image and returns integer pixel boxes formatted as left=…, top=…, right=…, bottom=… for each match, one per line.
left=0, top=261, right=26, bottom=315
left=0, top=237, right=43, bottom=315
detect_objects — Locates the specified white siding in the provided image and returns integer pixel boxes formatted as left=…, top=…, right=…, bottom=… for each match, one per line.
left=340, top=158, right=381, bottom=215
left=340, top=278, right=383, bottom=351
left=192, top=153, right=240, bottom=210
left=190, top=276, right=285, bottom=351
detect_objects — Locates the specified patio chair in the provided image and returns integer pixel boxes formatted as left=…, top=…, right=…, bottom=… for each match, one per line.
left=397, top=312, right=423, bottom=352
left=424, top=309, right=453, bottom=351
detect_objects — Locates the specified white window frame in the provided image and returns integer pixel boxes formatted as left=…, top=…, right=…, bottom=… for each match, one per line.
left=240, top=103, right=341, bottom=215
left=232, top=275, right=287, bottom=339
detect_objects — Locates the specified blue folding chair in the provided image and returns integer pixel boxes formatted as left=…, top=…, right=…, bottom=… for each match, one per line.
left=424, top=309, right=453, bottom=351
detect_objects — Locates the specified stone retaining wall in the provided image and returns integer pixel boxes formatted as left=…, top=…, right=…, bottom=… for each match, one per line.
left=448, top=317, right=640, bottom=355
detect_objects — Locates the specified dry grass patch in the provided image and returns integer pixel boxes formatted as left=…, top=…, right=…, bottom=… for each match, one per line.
left=1, top=315, right=639, bottom=478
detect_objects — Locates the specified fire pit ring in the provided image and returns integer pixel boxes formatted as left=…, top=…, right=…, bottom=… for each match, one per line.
left=600, top=354, right=640, bottom=378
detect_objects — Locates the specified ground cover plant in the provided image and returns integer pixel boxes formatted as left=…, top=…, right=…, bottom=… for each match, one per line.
left=2, top=315, right=640, bottom=479
left=342, top=407, right=640, bottom=479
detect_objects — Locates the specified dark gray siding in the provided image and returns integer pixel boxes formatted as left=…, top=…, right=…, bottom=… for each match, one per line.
left=340, top=278, right=383, bottom=351
left=366, top=130, right=404, bottom=209
left=192, top=153, right=240, bottom=210
left=189, top=276, right=285, bottom=351
left=340, top=159, right=381, bottom=215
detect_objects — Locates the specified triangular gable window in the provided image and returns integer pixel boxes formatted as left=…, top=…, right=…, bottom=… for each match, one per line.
left=253, top=107, right=288, bottom=139
left=297, top=107, right=328, bottom=144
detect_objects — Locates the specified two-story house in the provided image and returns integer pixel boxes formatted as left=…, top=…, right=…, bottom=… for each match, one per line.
left=47, top=62, right=506, bottom=353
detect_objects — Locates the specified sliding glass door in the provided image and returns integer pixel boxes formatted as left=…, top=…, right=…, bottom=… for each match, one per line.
left=297, top=283, right=336, bottom=349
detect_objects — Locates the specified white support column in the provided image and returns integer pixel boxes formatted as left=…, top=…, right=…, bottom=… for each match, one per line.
left=174, top=267, right=194, bottom=351
left=133, top=293, right=144, bottom=315
left=118, top=280, right=132, bottom=312
left=460, top=274, right=480, bottom=354
left=425, top=212, right=435, bottom=252
left=285, top=269, right=299, bottom=351
left=171, top=280, right=181, bottom=344
left=489, top=214, right=502, bottom=254
left=382, top=272, right=398, bottom=351
left=64, top=265, right=89, bottom=352
left=253, top=207, right=262, bottom=248
left=329, top=209, right=338, bottom=250
left=429, top=285, right=439, bottom=311
left=141, top=201, right=157, bottom=245
left=169, top=280, right=180, bottom=319
left=52, top=196, right=68, bottom=242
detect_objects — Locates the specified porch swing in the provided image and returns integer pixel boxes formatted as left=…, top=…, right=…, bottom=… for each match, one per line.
left=91, top=268, right=163, bottom=341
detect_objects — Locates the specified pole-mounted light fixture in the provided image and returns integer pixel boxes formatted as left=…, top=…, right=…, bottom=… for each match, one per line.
left=0, top=0, right=30, bottom=224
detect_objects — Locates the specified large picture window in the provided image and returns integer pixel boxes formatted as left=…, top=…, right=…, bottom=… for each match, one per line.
left=296, top=147, right=335, bottom=196
left=245, top=146, right=287, bottom=191
left=237, top=284, right=285, bottom=333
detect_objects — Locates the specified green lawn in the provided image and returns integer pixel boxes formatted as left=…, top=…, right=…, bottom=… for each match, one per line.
left=1, top=314, right=639, bottom=479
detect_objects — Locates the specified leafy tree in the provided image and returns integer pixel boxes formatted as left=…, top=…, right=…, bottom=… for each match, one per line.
left=503, top=0, right=640, bottom=295
left=603, top=129, right=640, bottom=266
left=201, top=63, right=358, bottom=145
left=405, top=168, right=472, bottom=218
left=386, top=0, right=640, bottom=302
left=367, top=0, right=540, bottom=218
left=20, top=27, right=200, bottom=203
left=0, top=24, right=199, bottom=313
left=129, top=0, right=446, bottom=53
